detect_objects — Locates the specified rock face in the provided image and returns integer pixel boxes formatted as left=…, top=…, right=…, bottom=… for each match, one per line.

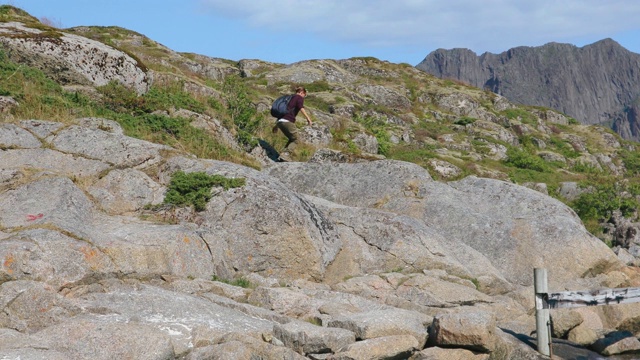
left=416, top=39, right=640, bottom=141
left=265, top=161, right=619, bottom=288
left=0, top=22, right=150, bottom=94
left=0, top=119, right=633, bottom=359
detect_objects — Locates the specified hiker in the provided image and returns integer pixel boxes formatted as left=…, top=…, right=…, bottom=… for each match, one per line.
left=272, top=86, right=312, bottom=160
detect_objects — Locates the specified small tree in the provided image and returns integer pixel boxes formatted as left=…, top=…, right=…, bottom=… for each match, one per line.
left=222, top=75, right=259, bottom=148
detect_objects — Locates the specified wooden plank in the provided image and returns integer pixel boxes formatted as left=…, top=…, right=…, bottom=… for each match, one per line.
left=544, top=287, right=640, bottom=309
left=534, top=268, right=551, bottom=356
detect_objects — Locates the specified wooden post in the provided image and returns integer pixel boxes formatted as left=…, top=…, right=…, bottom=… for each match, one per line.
left=534, top=268, right=551, bottom=356
left=532, top=269, right=640, bottom=356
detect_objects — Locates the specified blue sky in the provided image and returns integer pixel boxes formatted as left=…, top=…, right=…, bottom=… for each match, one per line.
left=7, top=0, right=640, bottom=65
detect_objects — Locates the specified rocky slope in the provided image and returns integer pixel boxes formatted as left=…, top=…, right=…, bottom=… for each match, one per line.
left=2, top=5, right=640, bottom=359
left=416, top=39, right=640, bottom=141
left=2, top=118, right=638, bottom=359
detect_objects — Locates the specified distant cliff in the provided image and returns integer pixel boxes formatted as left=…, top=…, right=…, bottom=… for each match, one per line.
left=416, top=39, right=640, bottom=141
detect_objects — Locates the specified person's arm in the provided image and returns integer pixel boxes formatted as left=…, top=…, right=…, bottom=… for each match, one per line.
left=300, top=107, right=312, bottom=125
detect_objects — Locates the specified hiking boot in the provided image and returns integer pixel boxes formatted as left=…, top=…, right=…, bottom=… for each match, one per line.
left=278, top=152, right=292, bottom=162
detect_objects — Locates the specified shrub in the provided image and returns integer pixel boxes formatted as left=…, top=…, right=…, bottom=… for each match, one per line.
left=621, top=149, right=640, bottom=176
left=387, top=146, right=437, bottom=168
left=505, top=147, right=548, bottom=172
left=163, top=171, right=245, bottom=211
left=96, top=81, right=143, bottom=113
left=571, top=183, right=639, bottom=222
left=454, top=116, right=476, bottom=126
left=303, top=95, right=331, bottom=113
left=222, top=75, right=259, bottom=148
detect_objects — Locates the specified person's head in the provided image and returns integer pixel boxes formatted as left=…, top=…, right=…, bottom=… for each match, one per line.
left=295, top=86, right=307, bottom=97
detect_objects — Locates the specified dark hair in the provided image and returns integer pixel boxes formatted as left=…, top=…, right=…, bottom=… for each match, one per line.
left=295, top=86, right=307, bottom=94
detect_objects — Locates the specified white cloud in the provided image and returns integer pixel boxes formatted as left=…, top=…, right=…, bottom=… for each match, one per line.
left=200, top=0, right=640, bottom=53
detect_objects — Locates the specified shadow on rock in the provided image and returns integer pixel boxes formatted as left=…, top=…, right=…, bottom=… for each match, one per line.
left=259, top=139, right=281, bottom=162
left=502, top=328, right=635, bottom=360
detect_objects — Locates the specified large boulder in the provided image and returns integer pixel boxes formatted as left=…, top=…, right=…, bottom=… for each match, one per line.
left=265, top=161, right=621, bottom=287
left=0, top=22, right=150, bottom=93
left=159, top=156, right=343, bottom=281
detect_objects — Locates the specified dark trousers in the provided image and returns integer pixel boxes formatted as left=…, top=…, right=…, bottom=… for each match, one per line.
left=276, top=121, right=299, bottom=149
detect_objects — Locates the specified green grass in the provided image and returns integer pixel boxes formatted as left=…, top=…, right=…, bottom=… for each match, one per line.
left=211, top=275, right=252, bottom=288
left=502, top=108, right=538, bottom=126
left=387, top=145, right=438, bottom=168
left=0, top=52, right=259, bottom=166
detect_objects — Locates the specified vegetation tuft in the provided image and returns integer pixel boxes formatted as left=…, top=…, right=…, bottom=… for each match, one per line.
left=211, top=275, right=252, bottom=288
left=504, top=147, right=548, bottom=172
left=163, top=171, right=245, bottom=211
left=571, top=183, right=640, bottom=236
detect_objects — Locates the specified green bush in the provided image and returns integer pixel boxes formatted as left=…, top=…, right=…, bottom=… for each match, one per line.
left=505, top=147, right=548, bottom=172
left=97, top=81, right=206, bottom=115
left=222, top=76, right=259, bottom=148
left=621, top=149, right=640, bottom=176
left=571, top=184, right=639, bottom=222
left=387, top=146, right=437, bottom=168
left=303, top=95, right=331, bottom=113
left=164, top=171, right=245, bottom=211
left=373, top=128, right=391, bottom=156
left=454, top=117, right=476, bottom=126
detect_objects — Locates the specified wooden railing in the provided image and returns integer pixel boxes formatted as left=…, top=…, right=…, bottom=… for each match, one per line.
left=534, top=268, right=640, bottom=356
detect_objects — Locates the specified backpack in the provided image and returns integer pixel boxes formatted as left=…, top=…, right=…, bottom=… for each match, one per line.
left=270, top=94, right=293, bottom=119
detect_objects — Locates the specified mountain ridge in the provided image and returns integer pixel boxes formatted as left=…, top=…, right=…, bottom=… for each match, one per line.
left=416, top=38, right=640, bottom=141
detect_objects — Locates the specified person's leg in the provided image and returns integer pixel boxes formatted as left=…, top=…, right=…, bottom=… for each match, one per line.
left=276, top=121, right=299, bottom=161
left=277, top=121, right=299, bottom=149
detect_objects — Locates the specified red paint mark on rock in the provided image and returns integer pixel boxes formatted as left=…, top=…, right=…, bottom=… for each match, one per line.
left=26, top=213, right=44, bottom=221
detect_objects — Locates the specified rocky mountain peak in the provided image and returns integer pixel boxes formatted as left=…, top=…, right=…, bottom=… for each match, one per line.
left=417, top=39, right=640, bottom=141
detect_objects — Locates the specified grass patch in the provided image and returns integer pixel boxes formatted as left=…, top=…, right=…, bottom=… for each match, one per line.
left=305, top=80, right=332, bottom=93
left=388, top=145, right=438, bottom=167
left=211, top=275, right=252, bottom=288
left=502, top=108, right=538, bottom=126
left=548, top=136, right=580, bottom=158
left=353, top=113, right=393, bottom=155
